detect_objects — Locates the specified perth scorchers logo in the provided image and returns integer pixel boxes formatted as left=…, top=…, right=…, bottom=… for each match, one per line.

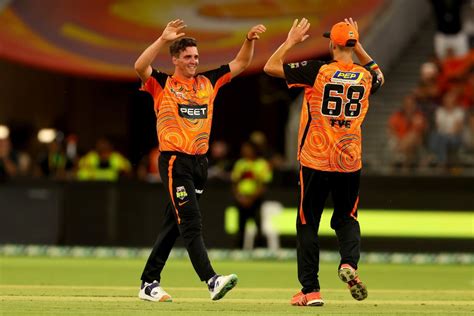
left=176, top=186, right=188, bottom=200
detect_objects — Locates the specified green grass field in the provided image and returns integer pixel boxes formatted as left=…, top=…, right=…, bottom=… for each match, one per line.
left=0, top=256, right=473, bottom=315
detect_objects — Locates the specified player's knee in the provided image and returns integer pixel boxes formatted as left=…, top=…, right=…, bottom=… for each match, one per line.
left=179, top=219, right=203, bottom=239
left=330, top=217, right=358, bottom=230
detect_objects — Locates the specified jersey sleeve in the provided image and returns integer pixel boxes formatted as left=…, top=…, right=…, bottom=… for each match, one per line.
left=364, top=66, right=382, bottom=95
left=199, top=64, right=232, bottom=88
left=140, top=69, right=168, bottom=96
left=283, top=60, right=326, bottom=88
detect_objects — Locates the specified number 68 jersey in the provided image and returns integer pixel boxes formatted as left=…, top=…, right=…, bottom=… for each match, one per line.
left=283, top=60, right=382, bottom=173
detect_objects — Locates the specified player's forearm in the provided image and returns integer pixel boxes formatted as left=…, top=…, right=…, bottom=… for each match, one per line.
left=354, top=43, right=385, bottom=84
left=229, top=39, right=255, bottom=78
left=264, top=41, right=293, bottom=78
left=353, top=43, right=372, bottom=65
left=134, top=37, right=167, bottom=82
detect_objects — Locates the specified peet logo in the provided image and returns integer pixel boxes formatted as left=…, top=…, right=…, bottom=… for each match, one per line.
left=178, top=104, right=208, bottom=119
left=331, top=71, right=362, bottom=83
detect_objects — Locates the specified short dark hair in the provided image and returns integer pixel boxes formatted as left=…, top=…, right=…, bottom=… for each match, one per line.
left=335, top=44, right=354, bottom=52
left=169, top=37, right=197, bottom=57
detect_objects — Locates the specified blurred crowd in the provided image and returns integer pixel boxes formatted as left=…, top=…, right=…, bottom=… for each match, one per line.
left=0, top=129, right=283, bottom=185
left=387, top=49, right=474, bottom=172
left=0, top=128, right=280, bottom=249
left=386, top=0, right=474, bottom=174
left=3, top=1, right=474, bottom=180
left=0, top=131, right=131, bottom=182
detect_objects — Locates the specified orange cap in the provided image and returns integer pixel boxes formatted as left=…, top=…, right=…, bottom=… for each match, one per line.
left=323, top=22, right=359, bottom=47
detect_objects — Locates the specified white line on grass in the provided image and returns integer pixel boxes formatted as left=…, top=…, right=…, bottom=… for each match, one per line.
left=0, top=285, right=472, bottom=295
left=0, top=295, right=473, bottom=306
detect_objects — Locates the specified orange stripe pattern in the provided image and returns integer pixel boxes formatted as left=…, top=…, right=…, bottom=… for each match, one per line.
left=167, top=155, right=181, bottom=224
left=292, top=62, right=374, bottom=172
left=142, top=70, right=231, bottom=155
left=298, top=167, right=306, bottom=225
left=350, top=196, right=359, bottom=220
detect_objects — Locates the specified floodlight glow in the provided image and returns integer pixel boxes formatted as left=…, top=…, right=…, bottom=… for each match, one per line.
left=0, top=125, right=9, bottom=139
left=37, top=128, right=57, bottom=143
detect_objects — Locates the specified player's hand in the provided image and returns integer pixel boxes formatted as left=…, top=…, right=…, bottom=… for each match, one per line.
left=344, top=17, right=358, bottom=32
left=287, top=18, right=310, bottom=45
left=344, top=17, right=362, bottom=49
left=161, top=19, right=187, bottom=42
left=246, top=24, right=267, bottom=41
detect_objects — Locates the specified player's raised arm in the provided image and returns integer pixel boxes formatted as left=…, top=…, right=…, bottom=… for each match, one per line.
left=134, top=19, right=187, bottom=83
left=264, top=18, right=310, bottom=78
left=345, top=18, right=385, bottom=86
left=228, top=24, right=266, bottom=78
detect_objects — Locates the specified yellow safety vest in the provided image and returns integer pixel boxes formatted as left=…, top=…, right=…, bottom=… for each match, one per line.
left=77, top=151, right=131, bottom=181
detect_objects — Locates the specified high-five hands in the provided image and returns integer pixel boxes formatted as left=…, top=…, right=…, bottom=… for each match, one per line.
left=344, top=17, right=358, bottom=32
left=247, top=24, right=267, bottom=41
left=287, top=18, right=310, bottom=45
left=161, top=19, right=187, bottom=42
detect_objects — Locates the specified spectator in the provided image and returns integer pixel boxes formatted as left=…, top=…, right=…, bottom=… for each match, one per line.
left=65, top=134, right=79, bottom=168
left=387, top=95, right=427, bottom=169
left=462, top=108, right=474, bottom=153
left=137, top=146, right=161, bottom=182
left=429, top=91, right=466, bottom=168
left=76, top=136, right=132, bottom=181
left=458, top=67, right=474, bottom=109
left=430, top=0, right=469, bottom=59
left=437, top=47, right=471, bottom=95
left=0, top=137, right=19, bottom=181
left=420, top=60, right=440, bottom=85
left=250, top=130, right=285, bottom=170
left=207, top=140, right=232, bottom=182
left=34, top=138, right=74, bottom=180
left=465, top=1, right=474, bottom=47
left=414, top=77, right=440, bottom=128
left=231, top=141, right=272, bottom=249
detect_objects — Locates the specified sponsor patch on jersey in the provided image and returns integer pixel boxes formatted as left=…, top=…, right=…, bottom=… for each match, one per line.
left=288, top=62, right=300, bottom=69
left=288, top=61, right=308, bottom=69
left=176, top=186, right=188, bottom=200
left=331, top=71, right=363, bottom=83
left=178, top=104, right=208, bottom=119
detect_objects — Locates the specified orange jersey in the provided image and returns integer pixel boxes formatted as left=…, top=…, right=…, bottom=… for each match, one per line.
left=284, top=60, right=381, bottom=172
left=141, top=65, right=232, bottom=155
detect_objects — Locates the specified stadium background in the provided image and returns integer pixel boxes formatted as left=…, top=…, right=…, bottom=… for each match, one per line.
left=0, top=0, right=473, bottom=258
left=0, top=0, right=472, bottom=251
left=0, top=1, right=473, bottom=315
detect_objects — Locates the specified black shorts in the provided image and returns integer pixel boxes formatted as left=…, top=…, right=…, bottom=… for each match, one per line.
left=297, top=166, right=360, bottom=230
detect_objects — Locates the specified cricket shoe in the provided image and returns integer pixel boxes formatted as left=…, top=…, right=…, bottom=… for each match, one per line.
left=208, top=274, right=238, bottom=300
left=338, top=264, right=368, bottom=301
left=138, top=280, right=172, bottom=302
left=290, top=291, right=324, bottom=306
